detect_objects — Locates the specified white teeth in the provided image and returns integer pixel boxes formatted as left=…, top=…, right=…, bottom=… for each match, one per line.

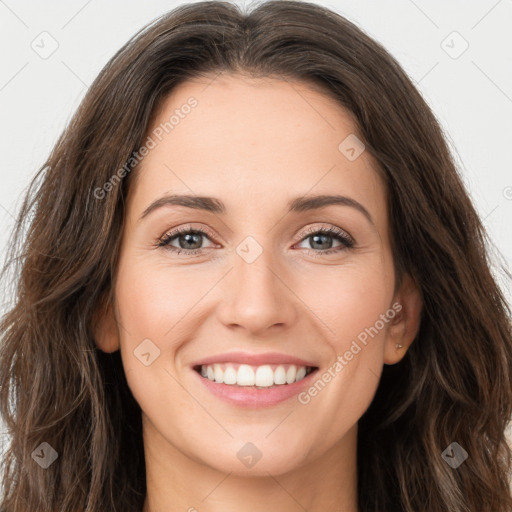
left=214, top=364, right=223, bottom=383
left=198, top=363, right=313, bottom=387
left=255, top=365, right=274, bottom=387
left=223, top=365, right=237, bottom=385
left=295, top=366, right=307, bottom=381
left=286, top=365, right=296, bottom=384
left=274, top=365, right=287, bottom=385
left=237, top=364, right=255, bottom=386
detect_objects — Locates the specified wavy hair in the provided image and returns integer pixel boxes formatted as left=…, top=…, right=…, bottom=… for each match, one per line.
left=1, top=1, right=511, bottom=510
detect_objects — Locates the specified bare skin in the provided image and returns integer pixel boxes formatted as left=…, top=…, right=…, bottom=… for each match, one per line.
left=94, top=73, right=422, bottom=512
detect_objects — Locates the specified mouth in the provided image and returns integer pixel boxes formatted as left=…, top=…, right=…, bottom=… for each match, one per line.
left=190, top=351, right=320, bottom=407
left=193, top=363, right=319, bottom=389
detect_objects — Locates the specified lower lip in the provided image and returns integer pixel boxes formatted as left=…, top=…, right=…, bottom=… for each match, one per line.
left=193, top=368, right=318, bottom=408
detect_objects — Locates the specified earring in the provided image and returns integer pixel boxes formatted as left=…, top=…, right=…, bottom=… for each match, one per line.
left=395, top=343, right=403, bottom=349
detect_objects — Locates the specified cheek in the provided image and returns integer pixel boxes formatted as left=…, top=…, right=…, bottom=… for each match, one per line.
left=299, top=260, right=394, bottom=349
left=295, top=281, right=394, bottom=458
left=292, top=259, right=393, bottom=414
left=114, top=258, right=202, bottom=423
left=113, top=256, right=195, bottom=379
left=116, top=256, right=204, bottom=334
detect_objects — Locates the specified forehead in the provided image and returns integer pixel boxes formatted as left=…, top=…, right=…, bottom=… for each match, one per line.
left=129, top=73, right=386, bottom=225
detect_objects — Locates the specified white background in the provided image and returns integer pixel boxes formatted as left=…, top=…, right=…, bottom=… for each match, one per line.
left=1, top=0, right=511, bottom=474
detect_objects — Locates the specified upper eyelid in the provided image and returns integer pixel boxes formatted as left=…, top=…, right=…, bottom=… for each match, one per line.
left=300, top=224, right=352, bottom=239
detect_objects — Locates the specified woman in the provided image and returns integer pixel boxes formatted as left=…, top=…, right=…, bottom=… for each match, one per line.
left=1, top=1, right=511, bottom=511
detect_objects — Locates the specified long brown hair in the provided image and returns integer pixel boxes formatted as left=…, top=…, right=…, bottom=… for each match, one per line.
left=1, top=1, right=511, bottom=510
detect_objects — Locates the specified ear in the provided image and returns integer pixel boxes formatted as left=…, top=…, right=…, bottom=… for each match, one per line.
left=383, top=273, right=423, bottom=365
left=92, top=297, right=121, bottom=353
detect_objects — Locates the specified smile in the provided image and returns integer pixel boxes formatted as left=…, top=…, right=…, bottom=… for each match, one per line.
left=191, top=351, right=320, bottom=407
left=194, top=363, right=316, bottom=388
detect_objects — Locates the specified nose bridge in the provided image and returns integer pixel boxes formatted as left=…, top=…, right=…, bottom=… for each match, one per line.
left=217, top=233, right=295, bottom=333
left=235, top=234, right=277, bottom=292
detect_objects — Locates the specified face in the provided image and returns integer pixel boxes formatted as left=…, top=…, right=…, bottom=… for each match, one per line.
left=95, top=73, right=421, bottom=477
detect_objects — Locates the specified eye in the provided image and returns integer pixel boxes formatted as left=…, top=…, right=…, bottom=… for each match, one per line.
left=295, top=226, right=354, bottom=255
left=156, top=224, right=217, bottom=256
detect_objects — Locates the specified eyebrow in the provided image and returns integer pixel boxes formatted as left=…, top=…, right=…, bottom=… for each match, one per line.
left=138, top=194, right=375, bottom=226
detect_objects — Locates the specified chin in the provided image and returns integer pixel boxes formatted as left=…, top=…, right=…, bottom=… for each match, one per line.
left=190, top=436, right=312, bottom=477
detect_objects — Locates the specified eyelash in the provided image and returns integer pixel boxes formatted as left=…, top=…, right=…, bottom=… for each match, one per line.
left=156, top=224, right=355, bottom=257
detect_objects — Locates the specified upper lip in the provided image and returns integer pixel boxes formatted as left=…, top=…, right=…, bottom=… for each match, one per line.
left=192, top=351, right=318, bottom=368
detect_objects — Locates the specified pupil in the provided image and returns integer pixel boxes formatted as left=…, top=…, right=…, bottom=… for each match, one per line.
left=311, top=234, right=332, bottom=250
left=181, top=233, right=201, bottom=249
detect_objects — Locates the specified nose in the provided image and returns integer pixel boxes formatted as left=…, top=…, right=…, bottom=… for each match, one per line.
left=216, top=241, right=297, bottom=335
